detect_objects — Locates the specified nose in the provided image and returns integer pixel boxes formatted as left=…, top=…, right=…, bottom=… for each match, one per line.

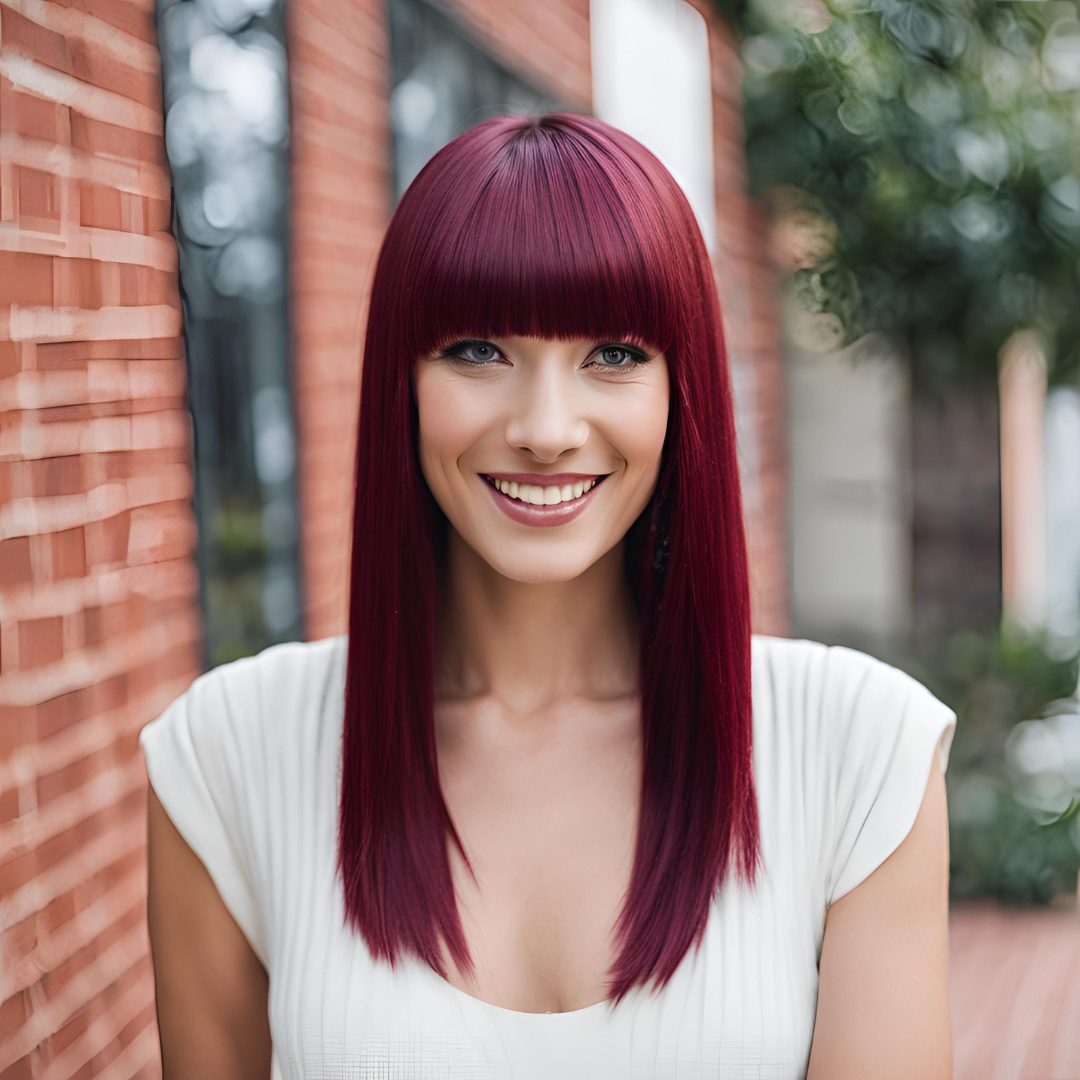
left=503, top=360, right=590, bottom=463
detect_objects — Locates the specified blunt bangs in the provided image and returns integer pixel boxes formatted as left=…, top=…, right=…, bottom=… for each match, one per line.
left=390, top=118, right=697, bottom=366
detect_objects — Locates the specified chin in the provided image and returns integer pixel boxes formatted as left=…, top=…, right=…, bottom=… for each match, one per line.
left=478, top=547, right=597, bottom=585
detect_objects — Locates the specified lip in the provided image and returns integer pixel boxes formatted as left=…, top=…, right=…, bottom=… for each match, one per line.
left=479, top=473, right=609, bottom=528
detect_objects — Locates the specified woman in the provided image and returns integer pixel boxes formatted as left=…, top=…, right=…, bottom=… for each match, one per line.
left=141, top=113, right=957, bottom=1079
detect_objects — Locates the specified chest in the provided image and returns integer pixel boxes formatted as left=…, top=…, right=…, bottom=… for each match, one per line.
left=433, top=704, right=643, bottom=1013
left=271, top=860, right=821, bottom=1080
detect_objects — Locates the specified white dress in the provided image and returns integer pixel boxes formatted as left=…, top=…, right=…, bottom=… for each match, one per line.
left=138, top=633, right=957, bottom=1079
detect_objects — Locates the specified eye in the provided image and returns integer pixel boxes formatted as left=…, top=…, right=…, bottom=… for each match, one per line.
left=440, top=340, right=504, bottom=367
left=587, top=344, right=650, bottom=375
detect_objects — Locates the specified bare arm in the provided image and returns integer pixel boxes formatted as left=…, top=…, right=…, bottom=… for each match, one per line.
left=146, top=780, right=273, bottom=1079
left=806, top=748, right=953, bottom=1080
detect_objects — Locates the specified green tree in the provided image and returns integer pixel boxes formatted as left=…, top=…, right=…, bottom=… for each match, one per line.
left=715, top=0, right=1080, bottom=392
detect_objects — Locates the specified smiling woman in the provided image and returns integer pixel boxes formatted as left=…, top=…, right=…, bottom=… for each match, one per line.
left=141, top=111, right=956, bottom=1080
left=413, top=333, right=670, bottom=558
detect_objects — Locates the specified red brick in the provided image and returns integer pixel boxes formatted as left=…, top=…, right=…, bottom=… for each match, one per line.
left=0, top=849, right=39, bottom=898
left=0, top=784, right=19, bottom=827
left=119, top=190, right=147, bottom=233
left=0, top=78, right=71, bottom=144
left=0, top=1053, right=33, bottom=1080
left=68, top=38, right=161, bottom=105
left=49, top=0, right=156, bottom=44
left=0, top=341, right=20, bottom=378
left=17, top=166, right=62, bottom=233
left=79, top=182, right=123, bottom=230
left=147, top=196, right=171, bottom=233
left=37, top=744, right=104, bottom=804
left=70, top=113, right=165, bottom=166
left=0, top=537, right=33, bottom=591
left=0, top=4, right=71, bottom=72
left=36, top=686, right=91, bottom=739
left=31, top=455, right=89, bottom=497
left=51, top=527, right=87, bottom=580
left=91, top=671, right=128, bottom=717
left=0, top=987, right=29, bottom=1044
left=36, top=337, right=184, bottom=363
left=85, top=511, right=131, bottom=566
left=39, top=890, right=77, bottom=935
left=51, top=1002, right=93, bottom=1056
left=18, top=615, right=64, bottom=668
left=0, top=916, right=40, bottom=973
left=0, top=252, right=54, bottom=305
left=118, top=264, right=178, bottom=306
left=53, top=258, right=105, bottom=309
left=82, top=605, right=106, bottom=647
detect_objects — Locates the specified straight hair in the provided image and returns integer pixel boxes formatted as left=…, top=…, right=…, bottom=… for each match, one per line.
left=338, top=112, right=761, bottom=1009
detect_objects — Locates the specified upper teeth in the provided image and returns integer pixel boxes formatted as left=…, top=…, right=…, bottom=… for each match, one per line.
left=487, top=477, right=599, bottom=506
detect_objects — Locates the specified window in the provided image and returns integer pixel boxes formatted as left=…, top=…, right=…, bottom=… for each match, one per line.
left=388, top=0, right=566, bottom=203
left=156, top=0, right=304, bottom=667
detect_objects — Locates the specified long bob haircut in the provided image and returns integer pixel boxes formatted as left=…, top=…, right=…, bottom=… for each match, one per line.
left=339, top=112, right=761, bottom=1010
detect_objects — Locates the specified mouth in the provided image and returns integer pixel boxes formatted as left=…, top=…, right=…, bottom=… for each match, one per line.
left=479, top=473, right=611, bottom=527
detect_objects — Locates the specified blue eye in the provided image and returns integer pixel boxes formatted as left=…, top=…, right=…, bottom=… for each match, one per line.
left=443, top=341, right=502, bottom=365
left=438, top=339, right=652, bottom=374
left=590, top=345, right=647, bottom=373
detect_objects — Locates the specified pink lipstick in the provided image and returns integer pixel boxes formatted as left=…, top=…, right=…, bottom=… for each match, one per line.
left=479, top=472, right=610, bottom=528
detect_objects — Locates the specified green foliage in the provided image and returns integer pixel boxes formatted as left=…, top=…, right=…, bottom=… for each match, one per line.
left=717, top=0, right=1080, bottom=391
left=912, top=625, right=1080, bottom=903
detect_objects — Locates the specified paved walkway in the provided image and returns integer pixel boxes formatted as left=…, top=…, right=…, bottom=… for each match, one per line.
left=950, top=898, right=1080, bottom=1080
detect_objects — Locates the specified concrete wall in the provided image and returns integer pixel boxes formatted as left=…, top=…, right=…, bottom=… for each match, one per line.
left=786, top=336, right=913, bottom=654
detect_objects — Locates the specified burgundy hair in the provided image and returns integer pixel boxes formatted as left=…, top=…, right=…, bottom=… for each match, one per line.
left=338, top=112, right=761, bottom=1009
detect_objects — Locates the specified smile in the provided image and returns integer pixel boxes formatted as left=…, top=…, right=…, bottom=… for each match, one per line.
left=480, top=473, right=610, bottom=528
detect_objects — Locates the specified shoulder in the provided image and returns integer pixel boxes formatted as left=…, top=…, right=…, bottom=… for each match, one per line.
left=137, top=635, right=348, bottom=968
left=750, top=634, right=957, bottom=906
left=137, top=634, right=348, bottom=858
left=140, top=633, right=347, bottom=754
left=750, top=633, right=954, bottom=754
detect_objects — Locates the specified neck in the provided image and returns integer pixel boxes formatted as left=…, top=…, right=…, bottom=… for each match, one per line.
left=433, top=527, right=641, bottom=716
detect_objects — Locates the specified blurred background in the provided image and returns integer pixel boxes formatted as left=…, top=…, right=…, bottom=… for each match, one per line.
left=2, top=0, right=1079, bottom=1075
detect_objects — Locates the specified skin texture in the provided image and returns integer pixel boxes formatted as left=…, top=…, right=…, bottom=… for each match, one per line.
left=145, top=782, right=272, bottom=1079
left=807, top=743, right=954, bottom=1079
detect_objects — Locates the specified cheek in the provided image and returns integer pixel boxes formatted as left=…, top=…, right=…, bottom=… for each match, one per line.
left=415, top=373, right=488, bottom=469
left=614, top=384, right=670, bottom=470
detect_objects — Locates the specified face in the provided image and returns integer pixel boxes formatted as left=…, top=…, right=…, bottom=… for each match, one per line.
left=413, top=335, right=671, bottom=584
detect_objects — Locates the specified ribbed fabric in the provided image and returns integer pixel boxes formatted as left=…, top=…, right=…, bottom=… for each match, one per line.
left=138, top=633, right=957, bottom=1079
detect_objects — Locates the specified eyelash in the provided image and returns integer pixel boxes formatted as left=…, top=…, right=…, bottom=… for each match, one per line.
left=438, top=339, right=652, bottom=376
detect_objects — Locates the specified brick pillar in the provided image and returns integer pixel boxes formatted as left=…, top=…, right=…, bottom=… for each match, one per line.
left=690, top=0, right=791, bottom=637
left=286, top=0, right=394, bottom=640
left=0, top=0, right=197, bottom=1073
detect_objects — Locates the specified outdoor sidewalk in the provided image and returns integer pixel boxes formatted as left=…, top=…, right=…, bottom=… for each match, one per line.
left=951, top=898, right=1080, bottom=1080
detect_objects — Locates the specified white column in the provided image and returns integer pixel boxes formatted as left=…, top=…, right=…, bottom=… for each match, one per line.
left=999, top=329, right=1048, bottom=634
left=589, top=0, right=715, bottom=254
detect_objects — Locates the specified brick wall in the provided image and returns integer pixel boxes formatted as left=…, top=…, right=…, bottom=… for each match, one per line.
left=290, top=0, right=788, bottom=641
left=0, top=0, right=198, bottom=1073
left=285, top=0, right=392, bottom=641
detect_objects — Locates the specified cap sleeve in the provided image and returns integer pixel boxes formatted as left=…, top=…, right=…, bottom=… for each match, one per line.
left=823, top=645, right=958, bottom=909
left=139, top=661, right=270, bottom=970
